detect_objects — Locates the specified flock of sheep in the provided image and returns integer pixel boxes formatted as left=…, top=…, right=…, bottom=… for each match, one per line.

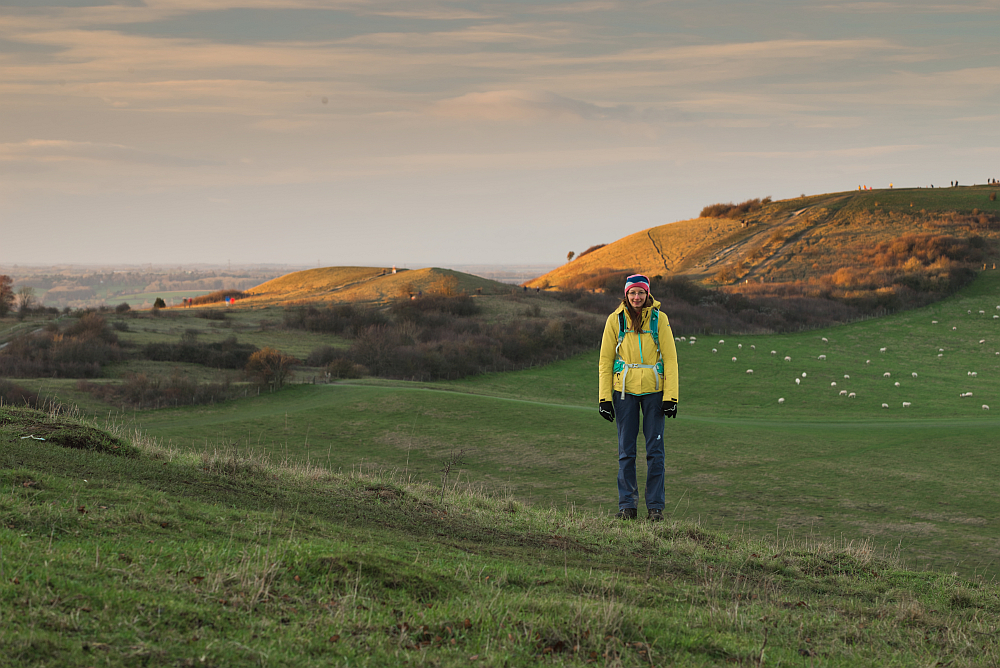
left=677, top=304, right=1000, bottom=412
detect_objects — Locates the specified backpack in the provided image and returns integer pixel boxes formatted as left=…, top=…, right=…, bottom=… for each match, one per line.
left=612, top=308, right=663, bottom=399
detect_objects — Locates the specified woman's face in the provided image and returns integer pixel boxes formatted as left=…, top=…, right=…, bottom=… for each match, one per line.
left=626, top=287, right=647, bottom=309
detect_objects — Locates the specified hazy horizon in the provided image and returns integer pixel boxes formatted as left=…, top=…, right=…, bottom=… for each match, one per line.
left=3, top=1, right=999, bottom=267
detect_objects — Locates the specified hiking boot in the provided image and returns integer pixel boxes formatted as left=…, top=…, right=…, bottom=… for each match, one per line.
left=648, top=509, right=664, bottom=522
left=616, top=508, right=637, bottom=520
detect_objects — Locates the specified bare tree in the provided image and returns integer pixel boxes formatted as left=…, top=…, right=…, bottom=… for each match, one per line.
left=0, top=275, right=13, bottom=317
left=16, top=286, right=35, bottom=314
left=567, top=251, right=575, bottom=262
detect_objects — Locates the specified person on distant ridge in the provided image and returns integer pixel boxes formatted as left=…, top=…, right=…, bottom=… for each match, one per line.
left=598, top=274, right=679, bottom=522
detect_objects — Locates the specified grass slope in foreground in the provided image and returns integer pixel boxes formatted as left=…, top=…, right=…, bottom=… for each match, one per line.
left=4, top=408, right=1000, bottom=667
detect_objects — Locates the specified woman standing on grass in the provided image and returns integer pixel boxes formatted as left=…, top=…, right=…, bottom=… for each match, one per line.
left=598, top=274, right=679, bottom=521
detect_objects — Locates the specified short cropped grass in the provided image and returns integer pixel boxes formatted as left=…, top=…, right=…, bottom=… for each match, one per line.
left=5, top=415, right=1000, bottom=667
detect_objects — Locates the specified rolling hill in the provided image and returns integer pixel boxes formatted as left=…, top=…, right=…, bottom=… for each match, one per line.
left=241, top=266, right=514, bottom=307
left=528, top=186, right=1000, bottom=291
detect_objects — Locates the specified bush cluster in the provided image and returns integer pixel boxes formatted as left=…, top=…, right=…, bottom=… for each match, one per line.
left=700, top=197, right=772, bottom=219
left=143, top=336, right=257, bottom=369
left=77, top=372, right=241, bottom=409
left=186, top=290, right=245, bottom=306
left=283, top=304, right=388, bottom=336
left=0, top=313, right=123, bottom=378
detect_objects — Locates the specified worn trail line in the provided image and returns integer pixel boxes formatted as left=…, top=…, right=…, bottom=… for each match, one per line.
left=647, top=230, right=671, bottom=274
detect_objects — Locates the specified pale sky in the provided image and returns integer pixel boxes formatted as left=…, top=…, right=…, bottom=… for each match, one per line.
left=2, top=0, right=999, bottom=267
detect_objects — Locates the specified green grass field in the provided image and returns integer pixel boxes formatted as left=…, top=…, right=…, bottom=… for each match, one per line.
left=104, top=271, right=1000, bottom=581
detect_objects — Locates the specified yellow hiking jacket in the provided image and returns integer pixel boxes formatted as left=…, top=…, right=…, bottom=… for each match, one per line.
left=598, top=299, right=679, bottom=403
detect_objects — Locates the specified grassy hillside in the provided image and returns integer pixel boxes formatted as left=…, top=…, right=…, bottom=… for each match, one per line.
left=530, top=186, right=1000, bottom=290
left=242, top=266, right=514, bottom=307
left=104, top=270, right=1000, bottom=583
left=4, top=407, right=1000, bottom=667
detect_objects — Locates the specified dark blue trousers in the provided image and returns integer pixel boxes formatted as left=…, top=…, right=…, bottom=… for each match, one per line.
left=613, top=392, right=665, bottom=511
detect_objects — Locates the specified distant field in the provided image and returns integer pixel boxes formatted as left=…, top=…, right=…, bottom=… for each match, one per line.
left=112, top=271, right=1000, bottom=579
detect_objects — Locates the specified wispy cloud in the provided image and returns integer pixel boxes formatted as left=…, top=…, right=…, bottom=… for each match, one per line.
left=0, top=139, right=213, bottom=167
left=432, top=89, right=633, bottom=122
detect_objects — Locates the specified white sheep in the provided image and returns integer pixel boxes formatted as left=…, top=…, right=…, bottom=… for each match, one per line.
left=939, top=348, right=944, bottom=352
left=689, top=340, right=696, bottom=345
left=880, top=347, right=887, bottom=353
left=883, top=372, right=891, bottom=378
left=895, top=382, right=900, bottom=387
left=675, top=336, right=682, bottom=341
left=795, top=378, right=800, bottom=385
left=980, top=340, right=986, bottom=344
left=984, top=405, right=990, bottom=411
left=938, top=353, right=944, bottom=358
left=771, top=350, right=777, bottom=355
left=882, top=403, right=889, bottom=409
left=844, top=374, right=850, bottom=379
left=822, top=337, right=828, bottom=342
left=994, top=315, right=999, bottom=319
left=712, top=348, right=717, bottom=353
left=818, top=354, right=826, bottom=360
left=746, top=369, right=753, bottom=374
left=969, top=371, right=978, bottom=377
left=866, top=359, right=871, bottom=364
left=932, top=320, right=938, bottom=324
left=719, top=339, right=725, bottom=344
left=778, top=398, right=785, bottom=404
left=839, top=390, right=848, bottom=396
left=738, top=344, right=743, bottom=349
left=911, top=372, right=918, bottom=378
left=980, top=311, right=985, bottom=315
left=831, top=381, right=837, bottom=387
left=961, top=392, right=973, bottom=398
left=802, top=372, right=807, bottom=378
left=732, top=357, right=737, bottom=362
left=784, top=356, right=791, bottom=362
left=903, top=402, right=911, bottom=407
left=953, top=326, right=958, bottom=330
left=750, top=345, right=755, bottom=350
left=848, top=392, right=856, bottom=398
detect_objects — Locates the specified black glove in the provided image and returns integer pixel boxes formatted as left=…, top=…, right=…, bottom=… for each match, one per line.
left=599, top=401, right=615, bottom=422
left=663, top=400, right=677, bottom=419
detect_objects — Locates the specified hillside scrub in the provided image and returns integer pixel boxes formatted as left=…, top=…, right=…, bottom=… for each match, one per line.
left=6, top=412, right=1000, bottom=666
left=700, top=196, right=772, bottom=219
left=0, top=312, right=123, bottom=378
left=77, top=372, right=242, bottom=410
left=143, top=335, right=258, bottom=369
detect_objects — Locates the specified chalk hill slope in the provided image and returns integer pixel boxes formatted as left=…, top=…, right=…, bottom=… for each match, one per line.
left=528, top=186, right=1000, bottom=289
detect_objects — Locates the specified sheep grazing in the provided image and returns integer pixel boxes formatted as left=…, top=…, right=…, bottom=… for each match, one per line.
left=795, top=378, right=800, bottom=385
left=953, top=327, right=957, bottom=330
left=911, top=372, right=918, bottom=378
left=866, top=359, right=871, bottom=364
left=848, top=392, right=856, bottom=398
left=995, top=316, right=999, bottom=319
left=938, top=353, right=944, bottom=357
left=771, top=350, right=777, bottom=355
left=932, top=320, right=938, bottom=324
left=960, top=392, right=973, bottom=398
left=882, top=403, right=889, bottom=409
left=883, top=372, right=891, bottom=378
left=969, top=371, right=979, bottom=377
left=903, top=402, right=911, bottom=407
left=839, top=390, right=848, bottom=396
left=939, top=348, right=944, bottom=352
left=738, top=344, right=743, bottom=349
left=732, top=357, right=737, bottom=362
left=750, top=345, right=755, bottom=350
left=746, top=369, right=753, bottom=374
left=984, top=405, right=991, bottom=411
left=784, top=356, right=791, bottom=362
left=880, top=347, right=887, bottom=353
left=719, top=340, right=725, bottom=344
left=801, top=372, right=807, bottom=378
left=818, top=354, right=827, bottom=360
left=712, top=348, right=717, bottom=353
left=822, top=337, right=828, bottom=342
left=831, top=381, right=837, bottom=387
left=843, top=374, right=850, bottom=379
left=778, top=398, right=785, bottom=404
left=689, top=340, right=696, bottom=345
left=980, top=340, right=986, bottom=345
left=895, top=382, right=900, bottom=387
left=980, top=311, right=985, bottom=315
